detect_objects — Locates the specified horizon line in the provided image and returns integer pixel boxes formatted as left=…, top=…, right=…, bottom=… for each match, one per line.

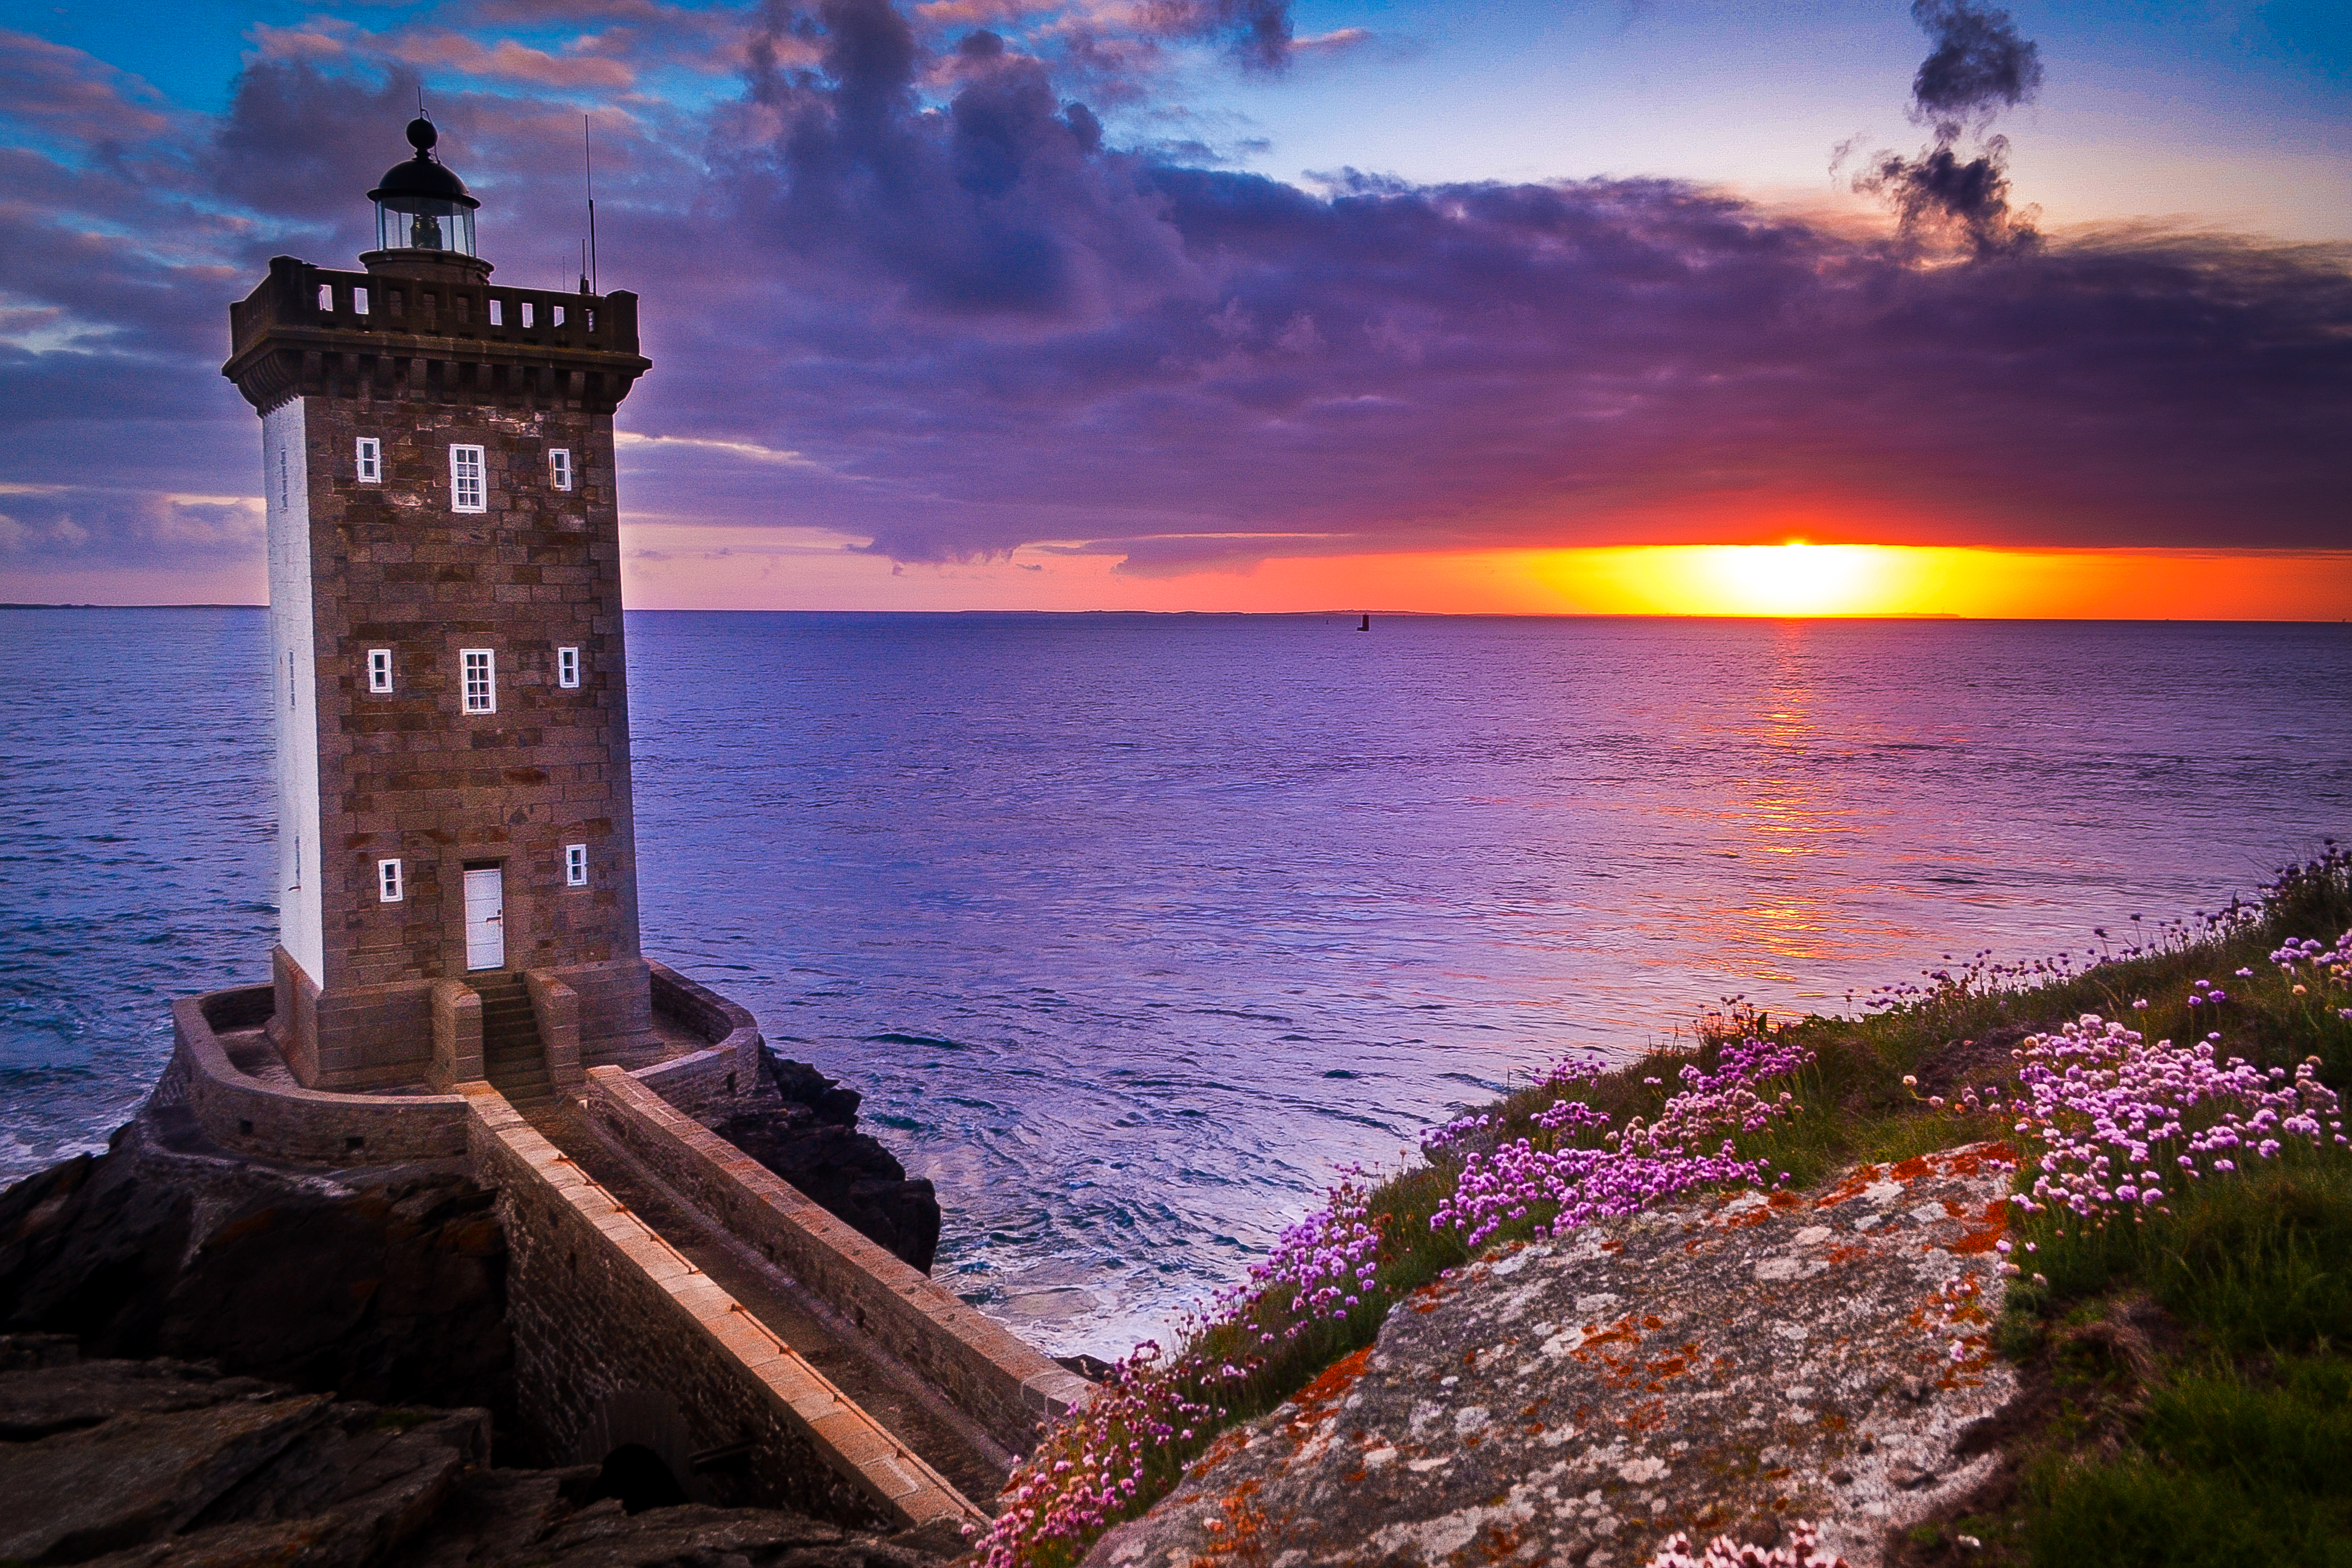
left=9, top=603, right=2351, bottom=626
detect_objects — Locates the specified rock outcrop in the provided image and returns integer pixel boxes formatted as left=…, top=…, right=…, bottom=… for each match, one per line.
left=0, top=1107, right=510, bottom=1419
left=715, top=1049, right=942, bottom=1273
left=0, top=1344, right=948, bottom=1568
left=1084, top=1144, right=2020, bottom=1568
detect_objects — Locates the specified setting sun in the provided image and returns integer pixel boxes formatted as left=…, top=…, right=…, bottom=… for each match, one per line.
left=1682, top=544, right=1889, bottom=617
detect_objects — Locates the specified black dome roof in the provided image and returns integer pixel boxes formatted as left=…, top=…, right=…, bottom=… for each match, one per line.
left=368, top=117, right=478, bottom=209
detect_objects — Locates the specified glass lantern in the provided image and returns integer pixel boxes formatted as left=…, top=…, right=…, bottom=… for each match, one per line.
left=375, top=197, right=477, bottom=256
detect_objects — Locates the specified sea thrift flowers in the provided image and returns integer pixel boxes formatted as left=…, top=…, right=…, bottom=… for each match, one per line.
left=968, top=1342, right=1248, bottom=1568
left=1242, top=1173, right=1384, bottom=1330
left=1644, top=1521, right=1847, bottom=1567
left=1432, top=1036, right=1809, bottom=1249
left=2002, top=1013, right=2344, bottom=1222
left=972, top=1036, right=1814, bottom=1568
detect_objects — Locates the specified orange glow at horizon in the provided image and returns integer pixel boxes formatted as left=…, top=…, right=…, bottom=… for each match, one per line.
left=1546, top=545, right=2352, bottom=620
left=601, top=534, right=2352, bottom=620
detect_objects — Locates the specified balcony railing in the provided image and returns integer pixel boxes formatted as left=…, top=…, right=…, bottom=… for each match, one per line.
left=232, top=256, right=640, bottom=364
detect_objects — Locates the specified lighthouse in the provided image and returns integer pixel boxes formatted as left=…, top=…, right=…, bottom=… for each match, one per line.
left=222, top=117, right=655, bottom=1094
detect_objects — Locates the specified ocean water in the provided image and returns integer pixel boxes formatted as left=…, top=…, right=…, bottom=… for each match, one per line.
left=4, top=608, right=2349, bottom=1356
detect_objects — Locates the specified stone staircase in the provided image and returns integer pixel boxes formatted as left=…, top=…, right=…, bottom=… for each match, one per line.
left=472, top=973, right=553, bottom=1106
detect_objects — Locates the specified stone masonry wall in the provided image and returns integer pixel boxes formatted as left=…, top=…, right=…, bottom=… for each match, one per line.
left=462, top=1085, right=985, bottom=1534
left=170, top=992, right=471, bottom=1164
left=296, top=378, right=649, bottom=1086
left=587, top=1067, right=1090, bottom=1457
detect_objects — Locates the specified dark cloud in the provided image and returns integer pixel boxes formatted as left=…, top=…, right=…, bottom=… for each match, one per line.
left=736, top=0, right=1197, bottom=317
left=1, top=6, right=2348, bottom=594
left=1142, top=0, right=1295, bottom=72
left=1846, top=0, right=2044, bottom=256
left=1909, top=0, right=2042, bottom=137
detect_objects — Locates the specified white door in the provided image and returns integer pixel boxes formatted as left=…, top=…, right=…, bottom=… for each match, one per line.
left=463, top=866, right=505, bottom=971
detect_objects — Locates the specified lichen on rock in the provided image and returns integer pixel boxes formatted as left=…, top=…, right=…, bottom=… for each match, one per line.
left=1081, top=1144, right=2019, bottom=1568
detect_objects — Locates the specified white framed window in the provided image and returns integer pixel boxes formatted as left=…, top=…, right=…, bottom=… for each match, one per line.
left=519, top=301, right=535, bottom=329
left=366, top=648, right=393, bottom=693
left=377, top=858, right=404, bottom=903
left=549, top=448, right=572, bottom=491
left=460, top=649, right=496, bottom=714
left=352, top=286, right=370, bottom=315
left=488, top=298, right=504, bottom=327
left=552, top=304, right=567, bottom=327
left=449, top=444, right=486, bottom=513
left=316, top=283, right=333, bottom=311
left=556, top=646, right=580, bottom=689
left=564, top=843, right=588, bottom=888
left=356, top=437, right=381, bottom=484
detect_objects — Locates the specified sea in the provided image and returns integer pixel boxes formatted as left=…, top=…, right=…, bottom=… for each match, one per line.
left=4, top=608, right=2349, bottom=1357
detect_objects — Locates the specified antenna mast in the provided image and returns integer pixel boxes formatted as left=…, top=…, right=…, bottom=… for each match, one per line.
left=583, top=115, right=599, bottom=297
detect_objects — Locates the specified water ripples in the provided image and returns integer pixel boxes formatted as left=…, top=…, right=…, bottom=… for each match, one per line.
left=4, top=608, right=2349, bottom=1356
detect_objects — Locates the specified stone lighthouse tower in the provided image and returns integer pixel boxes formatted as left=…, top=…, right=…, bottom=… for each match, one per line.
left=223, top=117, right=654, bottom=1093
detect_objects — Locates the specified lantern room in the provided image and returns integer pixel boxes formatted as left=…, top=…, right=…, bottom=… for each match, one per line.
left=368, top=117, right=480, bottom=259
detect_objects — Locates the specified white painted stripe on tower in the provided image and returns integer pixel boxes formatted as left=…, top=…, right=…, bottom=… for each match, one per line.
left=264, top=398, right=325, bottom=985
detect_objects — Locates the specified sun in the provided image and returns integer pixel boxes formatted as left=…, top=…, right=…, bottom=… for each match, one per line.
left=1552, top=542, right=1912, bottom=617
left=1688, top=542, right=1888, bottom=617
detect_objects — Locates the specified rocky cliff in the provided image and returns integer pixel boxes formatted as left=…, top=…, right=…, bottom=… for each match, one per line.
left=716, top=1048, right=943, bottom=1273
left=1083, top=1144, right=2020, bottom=1568
left=0, top=1339, right=949, bottom=1568
left=0, top=1106, right=511, bottom=1420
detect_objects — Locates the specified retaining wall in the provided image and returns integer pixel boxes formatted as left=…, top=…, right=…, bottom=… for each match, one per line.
left=633, top=962, right=763, bottom=1120
left=170, top=988, right=471, bottom=1164
left=464, top=1084, right=985, bottom=1531
left=586, top=1065, right=1091, bottom=1455
left=167, top=964, right=739, bottom=1165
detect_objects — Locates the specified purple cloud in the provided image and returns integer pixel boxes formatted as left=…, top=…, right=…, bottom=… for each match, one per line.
left=0, top=4, right=2346, bottom=590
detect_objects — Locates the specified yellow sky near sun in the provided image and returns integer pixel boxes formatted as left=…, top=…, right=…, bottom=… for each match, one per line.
left=1539, top=545, right=2352, bottom=619
left=606, top=534, right=2352, bottom=619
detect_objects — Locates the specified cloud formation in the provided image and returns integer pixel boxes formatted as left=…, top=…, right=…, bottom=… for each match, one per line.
left=0, top=1, right=2346, bottom=593
left=1844, top=0, right=2043, bottom=255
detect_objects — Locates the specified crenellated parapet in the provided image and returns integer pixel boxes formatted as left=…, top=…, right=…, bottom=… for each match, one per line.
left=224, top=256, right=648, bottom=414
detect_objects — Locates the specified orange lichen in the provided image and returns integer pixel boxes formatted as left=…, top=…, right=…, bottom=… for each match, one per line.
left=1289, top=1347, right=1372, bottom=1421
left=1812, top=1163, right=1884, bottom=1209
left=1190, top=1478, right=1270, bottom=1565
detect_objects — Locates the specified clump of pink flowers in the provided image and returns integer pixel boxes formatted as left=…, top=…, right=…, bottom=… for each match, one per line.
left=1241, top=1171, right=1384, bottom=1332
left=1432, top=1035, right=1810, bottom=1250
left=1644, top=1521, right=1847, bottom=1567
left=2003, top=1011, right=2345, bottom=1225
left=968, top=1340, right=1254, bottom=1568
left=2271, top=929, right=2352, bottom=1020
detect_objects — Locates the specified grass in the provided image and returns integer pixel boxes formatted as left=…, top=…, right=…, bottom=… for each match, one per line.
left=1989, top=1146, right=2352, bottom=1568
left=2022, top=1355, right=2352, bottom=1567
left=975, top=846, right=2352, bottom=1568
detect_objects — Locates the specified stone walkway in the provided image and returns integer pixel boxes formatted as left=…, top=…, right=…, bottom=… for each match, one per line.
left=521, top=1102, right=1016, bottom=1511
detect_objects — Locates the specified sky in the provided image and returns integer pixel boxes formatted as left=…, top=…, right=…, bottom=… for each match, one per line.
left=1, top=0, right=2347, bottom=614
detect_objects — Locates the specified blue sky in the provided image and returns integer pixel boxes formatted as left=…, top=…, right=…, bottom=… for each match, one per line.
left=16, top=0, right=2344, bottom=235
